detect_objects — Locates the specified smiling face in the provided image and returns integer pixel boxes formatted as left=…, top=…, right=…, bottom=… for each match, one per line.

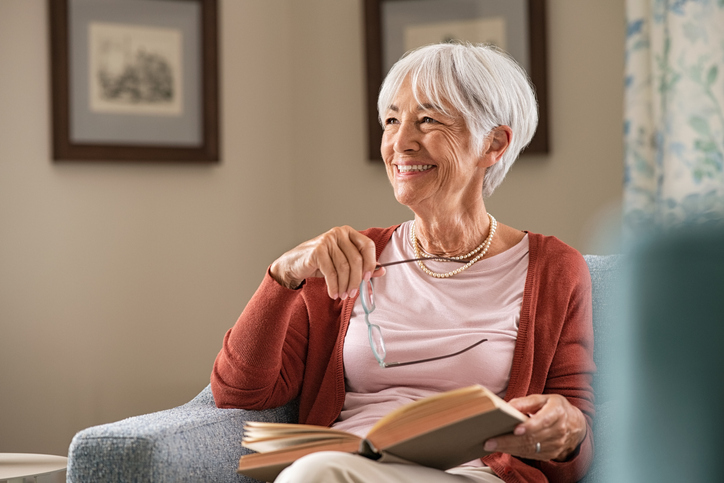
left=381, top=79, right=491, bottom=217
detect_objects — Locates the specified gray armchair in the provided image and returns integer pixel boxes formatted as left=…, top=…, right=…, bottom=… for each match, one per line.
left=67, top=255, right=620, bottom=483
left=67, top=387, right=298, bottom=482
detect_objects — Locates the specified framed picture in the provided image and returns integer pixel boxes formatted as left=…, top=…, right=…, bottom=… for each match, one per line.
left=364, top=0, right=548, bottom=160
left=49, top=0, right=219, bottom=162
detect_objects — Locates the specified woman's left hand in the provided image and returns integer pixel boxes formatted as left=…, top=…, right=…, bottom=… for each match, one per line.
left=483, top=394, right=587, bottom=461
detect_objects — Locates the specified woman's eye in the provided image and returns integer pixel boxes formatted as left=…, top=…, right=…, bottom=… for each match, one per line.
left=421, top=116, right=437, bottom=124
left=385, top=117, right=399, bottom=125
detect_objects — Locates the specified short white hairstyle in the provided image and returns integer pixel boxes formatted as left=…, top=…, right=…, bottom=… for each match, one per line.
left=378, top=42, right=538, bottom=198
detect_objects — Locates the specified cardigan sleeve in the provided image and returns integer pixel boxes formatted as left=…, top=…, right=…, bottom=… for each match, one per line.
left=210, top=226, right=397, bottom=416
left=211, top=268, right=310, bottom=410
left=534, top=247, right=596, bottom=482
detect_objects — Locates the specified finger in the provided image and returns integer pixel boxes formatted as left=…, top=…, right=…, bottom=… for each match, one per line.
left=348, top=229, right=378, bottom=279
left=484, top=428, right=559, bottom=461
left=484, top=434, right=534, bottom=459
left=313, top=247, right=342, bottom=299
left=520, top=396, right=570, bottom=437
left=508, top=395, right=560, bottom=436
left=335, top=231, right=364, bottom=300
left=485, top=397, right=556, bottom=455
left=371, top=266, right=386, bottom=278
left=508, top=394, right=548, bottom=415
left=322, top=227, right=367, bottom=299
left=341, top=229, right=377, bottom=297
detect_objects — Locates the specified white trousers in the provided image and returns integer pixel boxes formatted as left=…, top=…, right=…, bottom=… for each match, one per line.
left=275, top=451, right=505, bottom=483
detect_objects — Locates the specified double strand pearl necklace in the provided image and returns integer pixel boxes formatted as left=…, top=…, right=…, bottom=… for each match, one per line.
left=410, top=213, right=497, bottom=278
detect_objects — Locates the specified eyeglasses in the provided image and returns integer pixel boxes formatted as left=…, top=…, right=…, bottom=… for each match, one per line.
left=359, top=257, right=488, bottom=368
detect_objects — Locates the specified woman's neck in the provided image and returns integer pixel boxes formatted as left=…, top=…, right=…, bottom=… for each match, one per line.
left=412, top=208, right=492, bottom=258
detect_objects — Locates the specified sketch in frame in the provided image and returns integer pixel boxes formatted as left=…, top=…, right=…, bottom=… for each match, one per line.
left=89, top=22, right=183, bottom=116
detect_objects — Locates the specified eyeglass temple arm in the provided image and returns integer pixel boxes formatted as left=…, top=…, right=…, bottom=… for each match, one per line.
left=382, top=338, right=488, bottom=368
left=376, top=256, right=469, bottom=268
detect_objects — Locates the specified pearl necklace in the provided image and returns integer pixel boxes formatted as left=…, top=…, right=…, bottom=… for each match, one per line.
left=410, top=213, right=497, bottom=278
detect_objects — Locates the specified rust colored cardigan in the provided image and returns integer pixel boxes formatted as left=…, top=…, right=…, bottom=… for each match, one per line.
left=211, top=226, right=595, bottom=483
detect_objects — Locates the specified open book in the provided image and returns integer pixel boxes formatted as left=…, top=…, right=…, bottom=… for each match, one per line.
left=238, top=384, right=527, bottom=481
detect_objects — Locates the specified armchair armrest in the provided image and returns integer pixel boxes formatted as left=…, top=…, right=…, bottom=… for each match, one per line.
left=67, top=385, right=298, bottom=483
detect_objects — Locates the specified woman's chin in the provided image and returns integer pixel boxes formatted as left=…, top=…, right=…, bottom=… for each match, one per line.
left=393, top=189, right=429, bottom=210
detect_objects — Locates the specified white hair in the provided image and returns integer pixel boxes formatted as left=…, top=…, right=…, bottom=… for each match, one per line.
left=378, top=42, right=538, bottom=198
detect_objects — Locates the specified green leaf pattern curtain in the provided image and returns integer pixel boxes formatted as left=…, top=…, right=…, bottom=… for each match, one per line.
left=624, top=0, right=724, bottom=230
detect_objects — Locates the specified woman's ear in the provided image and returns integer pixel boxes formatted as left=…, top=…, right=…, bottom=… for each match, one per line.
left=481, top=125, right=512, bottom=167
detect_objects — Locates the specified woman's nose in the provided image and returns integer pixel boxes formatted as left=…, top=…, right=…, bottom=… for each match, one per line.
left=393, top=121, right=420, bottom=153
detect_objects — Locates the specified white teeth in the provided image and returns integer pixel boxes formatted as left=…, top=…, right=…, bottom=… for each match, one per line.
left=397, top=164, right=434, bottom=173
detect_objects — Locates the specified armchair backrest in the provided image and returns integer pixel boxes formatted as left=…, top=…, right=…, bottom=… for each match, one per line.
left=583, top=254, right=622, bottom=406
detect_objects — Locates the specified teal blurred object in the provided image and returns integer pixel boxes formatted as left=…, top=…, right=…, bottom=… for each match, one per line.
left=610, top=224, right=724, bottom=483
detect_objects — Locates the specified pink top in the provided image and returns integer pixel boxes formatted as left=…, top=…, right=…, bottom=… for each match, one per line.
left=333, top=221, right=529, bottom=442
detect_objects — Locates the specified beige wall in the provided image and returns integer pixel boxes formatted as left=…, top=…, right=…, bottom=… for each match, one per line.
left=0, top=0, right=624, bottom=456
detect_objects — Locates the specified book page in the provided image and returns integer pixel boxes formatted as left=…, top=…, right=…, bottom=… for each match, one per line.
left=243, top=422, right=357, bottom=453
left=367, top=386, right=490, bottom=438
left=244, top=422, right=352, bottom=439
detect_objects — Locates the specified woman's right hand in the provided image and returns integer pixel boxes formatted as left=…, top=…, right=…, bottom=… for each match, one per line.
left=269, top=226, right=381, bottom=300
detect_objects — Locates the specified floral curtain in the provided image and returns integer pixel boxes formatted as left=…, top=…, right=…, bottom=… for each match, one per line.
left=624, top=0, right=724, bottom=231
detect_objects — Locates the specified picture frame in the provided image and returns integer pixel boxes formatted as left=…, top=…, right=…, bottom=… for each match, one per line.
left=49, top=0, right=219, bottom=162
left=364, top=0, right=548, bottom=160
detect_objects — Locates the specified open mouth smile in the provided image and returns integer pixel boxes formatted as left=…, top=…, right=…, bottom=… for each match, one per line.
left=396, top=164, right=435, bottom=173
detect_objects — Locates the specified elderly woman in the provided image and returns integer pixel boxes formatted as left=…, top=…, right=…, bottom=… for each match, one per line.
left=212, top=43, right=594, bottom=483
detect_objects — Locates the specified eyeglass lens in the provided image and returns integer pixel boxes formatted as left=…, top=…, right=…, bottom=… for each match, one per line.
left=361, top=279, right=375, bottom=312
left=361, top=279, right=386, bottom=362
left=368, top=323, right=386, bottom=362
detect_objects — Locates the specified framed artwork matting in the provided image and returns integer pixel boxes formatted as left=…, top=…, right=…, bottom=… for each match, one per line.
left=49, top=0, right=219, bottom=162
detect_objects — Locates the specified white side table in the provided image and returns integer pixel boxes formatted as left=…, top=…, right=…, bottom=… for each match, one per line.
left=0, top=454, right=67, bottom=483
